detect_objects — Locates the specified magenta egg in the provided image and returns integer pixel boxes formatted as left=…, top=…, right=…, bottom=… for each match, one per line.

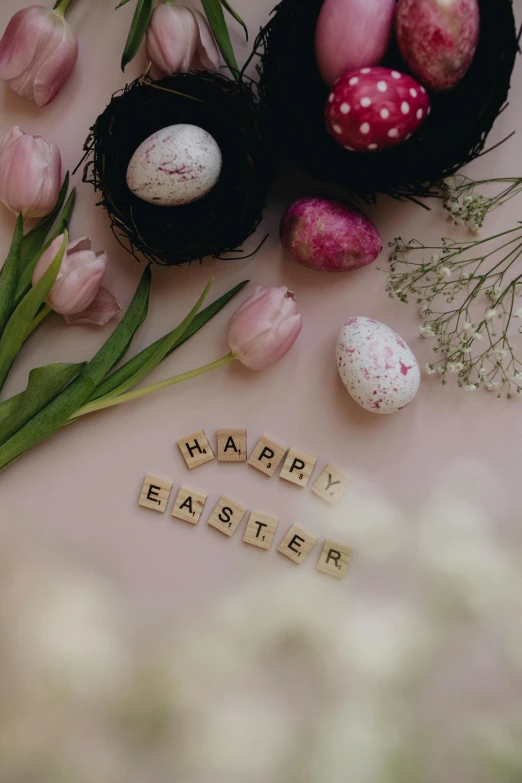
left=280, top=197, right=382, bottom=273
left=396, top=0, right=480, bottom=93
left=325, top=67, right=431, bottom=153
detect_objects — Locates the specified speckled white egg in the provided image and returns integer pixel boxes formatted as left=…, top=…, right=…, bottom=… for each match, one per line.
left=336, top=317, right=420, bottom=414
left=126, top=124, right=222, bottom=207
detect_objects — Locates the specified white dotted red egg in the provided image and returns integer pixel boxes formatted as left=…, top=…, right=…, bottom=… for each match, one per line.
left=325, top=66, right=431, bottom=153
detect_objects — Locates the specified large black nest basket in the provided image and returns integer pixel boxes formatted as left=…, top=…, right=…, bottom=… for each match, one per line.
left=83, top=72, right=274, bottom=266
left=256, top=0, right=518, bottom=201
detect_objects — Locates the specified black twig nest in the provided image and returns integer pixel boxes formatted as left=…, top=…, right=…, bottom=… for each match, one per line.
left=256, top=0, right=518, bottom=201
left=83, top=72, right=274, bottom=266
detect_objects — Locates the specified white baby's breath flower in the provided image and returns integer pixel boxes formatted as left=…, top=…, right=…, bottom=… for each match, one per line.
left=472, top=332, right=483, bottom=341
left=495, top=349, right=508, bottom=360
left=424, top=364, right=436, bottom=375
left=465, top=383, right=478, bottom=392
left=462, top=322, right=474, bottom=332
left=485, top=309, right=497, bottom=320
left=515, top=308, right=522, bottom=319
left=447, top=362, right=464, bottom=374
left=431, top=254, right=441, bottom=264
left=486, top=380, right=499, bottom=391
left=437, top=266, right=452, bottom=280
left=419, top=325, right=435, bottom=338
left=514, top=371, right=522, bottom=381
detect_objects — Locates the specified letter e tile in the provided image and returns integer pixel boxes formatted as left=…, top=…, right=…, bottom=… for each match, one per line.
left=208, top=495, right=247, bottom=537
left=278, top=524, right=317, bottom=564
left=217, top=429, right=247, bottom=462
left=317, top=539, right=353, bottom=579
left=172, top=486, right=207, bottom=525
left=279, top=447, right=317, bottom=488
left=177, top=430, right=214, bottom=469
left=248, top=435, right=287, bottom=477
left=139, top=475, right=172, bottom=513
left=243, top=511, right=279, bottom=551
left=312, top=464, right=352, bottom=506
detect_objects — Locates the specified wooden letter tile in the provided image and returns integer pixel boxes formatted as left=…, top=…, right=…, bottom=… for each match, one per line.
left=279, top=447, right=317, bottom=488
left=208, top=495, right=247, bottom=537
left=312, top=464, right=352, bottom=506
left=317, top=539, right=353, bottom=579
left=177, top=430, right=214, bottom=470
left=278, top=524, right=317, bottom=564
left=248, top=434, right=287, bottom=477
left=243, top=511, right=279, bottom=551
left=139, top=475, right=172, bottom=513
left=171, top=486, right=207, bottom=525
left=217, top=429, right=247, bottom=462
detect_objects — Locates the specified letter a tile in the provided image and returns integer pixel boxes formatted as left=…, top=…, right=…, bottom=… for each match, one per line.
left=279, top=447, right=317, bottom=488
left=312, top=464, right=352, bottom=506
left=317, top=539, right=353, bottom=579
left=139, top=475, right=172, bottom=513
left=243, top=511, right=279, bottom=551
left=177, top=430, right=214, bottom=469
left=208, top=495, right=247, bottom=537
left=172, top=486, right=207, bottom=525
left=217, top=429, right=247, bottom=462
left=278, top=524, right=317, bottom=564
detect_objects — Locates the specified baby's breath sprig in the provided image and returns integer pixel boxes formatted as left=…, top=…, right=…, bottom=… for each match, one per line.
left=439, top=175, right=522, bottom=233
left=385, top=226, right=522, bottom=397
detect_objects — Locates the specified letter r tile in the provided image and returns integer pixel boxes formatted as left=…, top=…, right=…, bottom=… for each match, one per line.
left=317, top=539, right=353, bottom=579
left=208, top=495, right=247, bottom=537
left=177, top=430, right=214, bottom=469
left=139, top=475, right=172, bottom=513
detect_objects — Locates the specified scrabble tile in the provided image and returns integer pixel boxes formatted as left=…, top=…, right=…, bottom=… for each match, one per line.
left=208, top=495, right=247, bottom=537
left=217, top=429, right=247, bottom=462
left=278, top=524, right=317, bottom=565
left=317, top=539, right=353, bottom=579
left=171, top=486, right=207, bottom=525
left=279, top=447, right=317, bottom=488
left=312, top=464, right=352, bottom=506
left=139, top=475, right=172, bottom=513
left=248, top=435, right=287, bottom=477
left=177, top=430, right=214, bottom=469
left=243, top=511, right=279, bottom=551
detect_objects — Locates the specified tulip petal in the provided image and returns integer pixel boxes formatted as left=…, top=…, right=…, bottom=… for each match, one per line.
left=32, top=14, right=78, bottom=107
left=64, top=287, right=122, bottom=326
left=145, top=4, right=198, bottom=76
left=190, top=8, right=220, bottom=70
left=0, top=7, right=43, bottom=82
left=49, top=257, right=106, bottom=315
left=32, top=234, right=65, bottom=285
left=235, top=314, right=302, bottom=371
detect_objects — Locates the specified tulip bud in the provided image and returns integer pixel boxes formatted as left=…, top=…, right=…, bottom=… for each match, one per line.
left=227, top=286, right=302, bottom=371
left=0, top=126, right=61, bottom=218
left=145, top=3, right=219, bottom=79
left=0, top=5, right=78, bottom=107
left=33, top=235, right=121, bottom=326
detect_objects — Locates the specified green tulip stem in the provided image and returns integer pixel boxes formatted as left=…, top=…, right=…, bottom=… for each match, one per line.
left=70, top=351, right=236, bottom=420
left=53, top=0, right=74, bottom=17
left=24, top=304, right=52, bottom=343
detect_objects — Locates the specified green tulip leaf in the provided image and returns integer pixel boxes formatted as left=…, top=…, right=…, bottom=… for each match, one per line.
left=219, top=0, right=248, bottom=40
left=0, top=266, right=152, bottom=472
left=0, top=214, right=23, bottom=336
left=15, top=187, right=76, bottom=307
left=0, top=362, right=85, bottom=446
left=20, top=173, right=69, bottom=270
left=201, top=0, right=239, bottom=78
left=121, top=0, right=154, bottom=71
left=0, top=233, right=68, bottom=392
left=88, top=279, right=248, bottom=403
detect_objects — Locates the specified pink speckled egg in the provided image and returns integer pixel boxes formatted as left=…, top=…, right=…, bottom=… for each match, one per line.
left=280, top=197, right=382, bottom=272
left=396, top=0, right=480, bottom=93
left=325, top=67, right=431, bottom=152
left=336, top=317, right=420, bottom=414
left=126, top=124, right=222, bottom=206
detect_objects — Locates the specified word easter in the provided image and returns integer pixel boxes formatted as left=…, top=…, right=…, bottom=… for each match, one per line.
left=138, top=429, right=354, bottom=579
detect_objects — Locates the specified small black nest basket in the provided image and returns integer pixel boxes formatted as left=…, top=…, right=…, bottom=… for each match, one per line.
left=83, top=72, right=274, bottom=266
left=257, top=0, right=518, bottom=201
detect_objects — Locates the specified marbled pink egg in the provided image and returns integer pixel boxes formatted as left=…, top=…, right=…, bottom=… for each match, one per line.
left=396, top=0, right=480, bottom=93
left=336, top=317, right=420, bottom=414
left=325, top=67, right=431, bottom=152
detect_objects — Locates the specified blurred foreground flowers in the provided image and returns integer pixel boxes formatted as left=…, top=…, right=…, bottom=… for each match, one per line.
left=2, top=464, right=522, bottom=782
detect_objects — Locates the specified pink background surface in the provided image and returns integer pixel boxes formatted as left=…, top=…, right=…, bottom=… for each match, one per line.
left=1, top=0, right=521, bottom=610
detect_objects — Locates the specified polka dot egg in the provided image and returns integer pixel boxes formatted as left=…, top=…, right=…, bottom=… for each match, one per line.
left=325, top=66, right=431, bottom=153
left=336, top=317, right=420, bottom=414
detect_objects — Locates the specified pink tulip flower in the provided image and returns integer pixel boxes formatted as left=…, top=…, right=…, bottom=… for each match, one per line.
left=145, top=2, right=220, bottom=78
left=227, top=286, right=302, bottom=371
left=32, top=235, right=121, bottom=326
left=0, top=5, right=78, bottom=107
left=0, top=126, right=61, bottom=218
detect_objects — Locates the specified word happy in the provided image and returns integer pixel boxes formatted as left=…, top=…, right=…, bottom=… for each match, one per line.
left=138, top=429, right=353, bottom=579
